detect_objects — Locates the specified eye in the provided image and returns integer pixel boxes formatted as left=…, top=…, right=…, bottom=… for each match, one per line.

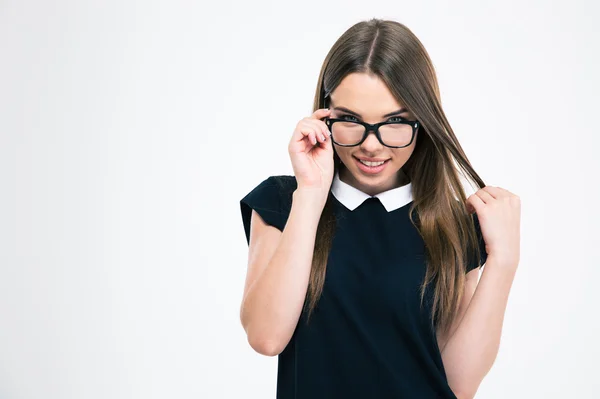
left=339, top=114, right=359, bottom=122
left=388, top=116, right=405, bottom=123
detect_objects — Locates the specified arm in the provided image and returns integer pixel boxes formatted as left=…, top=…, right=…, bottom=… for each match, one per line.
left=441, top=185, right=521, bottom=399
left=436, top=267, right=480, bottom=353
left=240, top=189, right=325, bottom=356
left=441, top=258, right=518, bottom=398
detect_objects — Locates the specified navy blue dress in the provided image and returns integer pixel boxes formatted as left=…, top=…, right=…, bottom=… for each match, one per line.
left=240, top=174, right=487, bottom=399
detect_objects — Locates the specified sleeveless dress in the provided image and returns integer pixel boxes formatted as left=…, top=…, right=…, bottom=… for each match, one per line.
left=239, top=171, right=487, bottom=399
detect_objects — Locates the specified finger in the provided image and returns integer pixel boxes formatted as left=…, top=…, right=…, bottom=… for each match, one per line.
left=291, top=132, right=313, bottom=153
left=475, top=189, right=495, bottom=204
left=305, top=120, right=328, bottom=143
left=317, top=119, right=331, bottom=139
left=292, top=121, right=318, bottom=144
left=291, top=123, right=309, bottom=143
left=481, top=186, right=499, bottom=199
left=465, top=200, right=475, bottom=214
left=467, top=193, right=485, bottom=214
left=316, top=126, right=332, bottom=150
left=483, top=186, right=512, bottom=198
left=311, top=108, right=331, bottom=120
left=308, top=124, right=322, bottom=146
left=319, top=133, right=332, bottom=151
left=308, top=130, right=317, bottom=146
left=305, top=119, right=328, bottom=142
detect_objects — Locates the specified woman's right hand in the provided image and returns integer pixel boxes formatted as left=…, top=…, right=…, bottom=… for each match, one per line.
left=288, top=108, right=335, bottom=197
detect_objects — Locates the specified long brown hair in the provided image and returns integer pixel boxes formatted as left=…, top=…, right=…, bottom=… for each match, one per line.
left=304, top=18, right=486, bottom=337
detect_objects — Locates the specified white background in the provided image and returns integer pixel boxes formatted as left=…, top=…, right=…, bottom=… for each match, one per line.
left=1, top=0, right=599, bottom=398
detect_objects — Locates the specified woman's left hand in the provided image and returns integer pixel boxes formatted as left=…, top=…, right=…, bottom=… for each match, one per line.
left=466, top=186, right=521, bottom=268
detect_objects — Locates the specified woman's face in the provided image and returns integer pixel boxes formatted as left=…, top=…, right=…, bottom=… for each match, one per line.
left=329, top=72, right=418, bottom=196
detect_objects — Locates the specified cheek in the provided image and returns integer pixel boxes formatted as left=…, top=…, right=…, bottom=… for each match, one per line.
left=334, top=146, right=353, bottom=161
left=389, top=145, right=417, bottom=166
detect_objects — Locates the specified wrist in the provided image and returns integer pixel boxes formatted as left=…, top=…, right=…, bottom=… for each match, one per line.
left=292, top=188, right=328, bottom=215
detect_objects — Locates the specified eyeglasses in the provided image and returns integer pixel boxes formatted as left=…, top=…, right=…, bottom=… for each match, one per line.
left=324, top=115, right=419, bottom=148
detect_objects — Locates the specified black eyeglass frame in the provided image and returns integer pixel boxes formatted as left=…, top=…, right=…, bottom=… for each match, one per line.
left=324, top=117, right=420, bottom=148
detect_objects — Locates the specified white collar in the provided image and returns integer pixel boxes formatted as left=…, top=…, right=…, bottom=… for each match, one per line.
left=331, top=170, right=413, bottom=212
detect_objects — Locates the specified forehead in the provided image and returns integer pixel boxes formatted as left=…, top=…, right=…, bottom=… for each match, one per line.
left=329, top=73, right=404, bottom=114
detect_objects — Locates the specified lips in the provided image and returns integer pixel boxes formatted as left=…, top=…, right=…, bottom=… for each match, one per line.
left=356, top=157, right=389, bottom=162
left=354, top=156, right=390, bottom=174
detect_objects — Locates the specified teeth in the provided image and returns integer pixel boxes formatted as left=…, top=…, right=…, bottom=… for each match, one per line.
left=359, top=159, right=385, bottom=167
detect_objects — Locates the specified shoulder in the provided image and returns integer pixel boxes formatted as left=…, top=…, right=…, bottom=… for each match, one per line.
left=269, top=174, right=297, bottom=195
left=241, top=175, right=296, bottom=199
left=239, top=175, right=297, bottom=244
left=267, top=175, right=297, bottom=212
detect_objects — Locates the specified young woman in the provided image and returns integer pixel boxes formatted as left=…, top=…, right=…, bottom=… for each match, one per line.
left=239, top=18, right=521, bottom=399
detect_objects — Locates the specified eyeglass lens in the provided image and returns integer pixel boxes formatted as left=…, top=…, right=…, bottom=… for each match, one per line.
left=330, top=121, right=413, bottom=147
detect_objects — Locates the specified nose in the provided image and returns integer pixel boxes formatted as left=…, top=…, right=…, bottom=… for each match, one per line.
left=360, top=128, right=383, bottom=152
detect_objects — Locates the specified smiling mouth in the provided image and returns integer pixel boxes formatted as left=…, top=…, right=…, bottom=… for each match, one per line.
left=354, top=157, right=390, bottom=166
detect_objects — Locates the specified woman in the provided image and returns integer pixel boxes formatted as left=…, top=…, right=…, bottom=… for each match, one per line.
left=239, top=18, right=521, bottom=399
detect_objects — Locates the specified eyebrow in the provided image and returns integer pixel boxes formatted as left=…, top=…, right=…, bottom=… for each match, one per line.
left=330, top=105, right=408, bottom=118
